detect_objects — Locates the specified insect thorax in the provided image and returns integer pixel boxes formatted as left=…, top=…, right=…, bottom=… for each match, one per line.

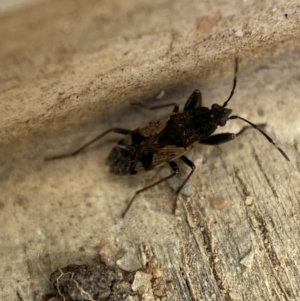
left=168, top=108, right=218, bottom=146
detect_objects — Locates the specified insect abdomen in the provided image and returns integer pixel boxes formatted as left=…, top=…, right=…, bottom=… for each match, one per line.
left=106, top=141, right=138, bottom=175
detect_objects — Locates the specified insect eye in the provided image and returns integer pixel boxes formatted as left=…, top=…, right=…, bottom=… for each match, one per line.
left=212, top=104, right=220, bottom=110
left=219, top=119, right=227, bottom=126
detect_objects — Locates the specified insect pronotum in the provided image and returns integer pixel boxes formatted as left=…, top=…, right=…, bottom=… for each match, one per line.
left=46, top=58, right=289, bottom=217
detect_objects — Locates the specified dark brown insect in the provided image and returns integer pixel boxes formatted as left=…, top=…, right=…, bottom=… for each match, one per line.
left=46, top=58, right=289, bottom=217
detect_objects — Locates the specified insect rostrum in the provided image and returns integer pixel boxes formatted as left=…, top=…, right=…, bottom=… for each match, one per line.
left=46, top=58, right=289, bottom=217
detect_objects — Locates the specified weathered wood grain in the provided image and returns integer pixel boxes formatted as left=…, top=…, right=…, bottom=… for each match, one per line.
left=0, top=1, right=300, bottom=301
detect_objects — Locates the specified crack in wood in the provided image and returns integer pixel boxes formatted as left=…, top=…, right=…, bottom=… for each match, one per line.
left=292, top=139, right=300, bottom=173
left=171, top=267, right=193, bottom=301
left=183, top=201, right=225, bottom=298
left=233, top=167, right=252, bottom=197
left=16, top=290, right=24, bottom=301
left=252, top=209, right=292, bottom=300
left=252, top=149, right=279, bottom=198
left=180, top=266, right=196, bottom=301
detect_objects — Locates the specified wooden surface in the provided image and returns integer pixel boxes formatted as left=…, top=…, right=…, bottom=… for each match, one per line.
left=0, top=1, right=300, bottom=301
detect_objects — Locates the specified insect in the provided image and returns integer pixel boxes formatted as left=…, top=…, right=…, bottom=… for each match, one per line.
left=46, top=58, right=289, bottom=217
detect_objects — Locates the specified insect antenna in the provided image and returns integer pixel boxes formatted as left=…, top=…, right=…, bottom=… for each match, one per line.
left=229, top=115, right=290, bottom=161
left=223, top=57, right=239, bottom=108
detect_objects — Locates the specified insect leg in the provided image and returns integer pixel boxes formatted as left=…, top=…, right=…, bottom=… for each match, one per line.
left=45, top=128, right=131, bottom=160
left=200, top=124, right=266, bottom=146
left=184, top=89, right=202, bottom=111
left=200, top=123, right=289, bottom=161
left=173, top=155, right=196, bottom=213
left=229, top=115, right=290, bottom=161
left=122, top=161, right=179, bottom=218
left=234, top=123, right=266, bottom=136
left=133, top=102, right=180, bottom=112
left=133, top=89, right=202, bottom=113
left=200, top=133, right=237, bottom=145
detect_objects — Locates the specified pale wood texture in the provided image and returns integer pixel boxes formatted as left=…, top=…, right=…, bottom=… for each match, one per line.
left=0, top=1, right=300, bottom=301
